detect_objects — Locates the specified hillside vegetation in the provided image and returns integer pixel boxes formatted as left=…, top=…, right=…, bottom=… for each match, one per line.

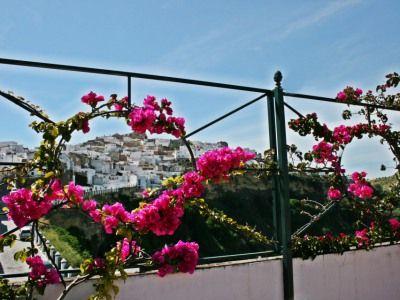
left=42, top=173, right=397, bottom=264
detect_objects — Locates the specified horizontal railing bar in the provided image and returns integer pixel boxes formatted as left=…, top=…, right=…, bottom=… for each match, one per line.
left=0, top=162, right=25, bottom=166
left=184, top=93, right=267, bottom=139
left=0, top=251, right=277, bottom=278
left=0, top=58, right=273, bottom=94
left=1, top=59, right=398, bottom=112
left=198, top=250, right=276, bottom=264
left=0, top=268, right=80, bottom=279
left=283, top=92, right=400, bottom=112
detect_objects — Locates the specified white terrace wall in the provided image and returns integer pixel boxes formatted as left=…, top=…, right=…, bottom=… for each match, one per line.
left=294, top=243, right=400, bottom=300
left=41, top=244, right=400, bottom=300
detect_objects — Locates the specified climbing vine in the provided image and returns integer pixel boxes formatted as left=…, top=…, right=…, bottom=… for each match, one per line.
left=0, top=71, right=399, bottom=298
left=290, top=72, right=400, bottom=258
left=0, top=91, right=273, bottom=299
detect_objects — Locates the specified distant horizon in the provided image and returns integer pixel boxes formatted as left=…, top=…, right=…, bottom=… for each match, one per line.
left=0, top=133, right=395, bottom=181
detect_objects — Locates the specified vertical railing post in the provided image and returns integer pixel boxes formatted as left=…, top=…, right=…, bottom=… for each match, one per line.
left=267, top=94, right=280, bottom=252
left=273, top=71, right=294, bottom=300
left=127, top=76, right=132, bottom=107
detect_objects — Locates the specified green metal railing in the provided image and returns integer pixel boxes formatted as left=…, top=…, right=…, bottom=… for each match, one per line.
left=1, top=58, right=399, bottom=299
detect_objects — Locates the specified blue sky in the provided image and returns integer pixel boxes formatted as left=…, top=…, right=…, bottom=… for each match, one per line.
left=0, top=0, right=399, bottom=178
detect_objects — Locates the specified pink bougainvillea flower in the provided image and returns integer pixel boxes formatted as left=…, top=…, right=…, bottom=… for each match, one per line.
left=117, top=238, right=131, bottom=262
left=82, top=199, right=97, bottom=212
left=2, top=188, right=53, bottom=228
left=311, top=141, right=337, bottom=164
left=152, top=241, right=199, bottom=277
left=127, top=96, right=186, bottom=137
left=388, top=218, right=400, bottom=232
left=45, top=179, right=65, bottom=202
left=26, top=255, right=60, bottom=284
left=143, top=95, right=160, bottom=110
left=333, top=125, right=352, bottom=144
left=181, top=171, right=205, bottom=199
left=45, top=268, right=61, bottom=284
left=114, top=96, right=129, bottom=111
left=196, top=147, right=255, bottom=182
left=129, top=107, right=157, bottom=134
left=336, top=91, right=347, bottom=101
left=355, top=228, right=369, bottom=247
left=82, top=119, right=90, bottom=134
left=133, top=191, right=184, bottom=236
left=327, top=187, right=342, bottom=200
left=89, top=209, right=102, bottom=223
left=86, top=202, right=135, bottom=234
left=336, top=87, right=363, bottom=103
left=66, top=182, right=84, bottom=205
left=81, top=91, right=104, bottom=106
left=26, top=256, right=47, bottom=280
left=104, top=216, right=119, bottom=234
left=347, top=171, right=374, bottom=199
left=116, top=238, right=140, bottom=262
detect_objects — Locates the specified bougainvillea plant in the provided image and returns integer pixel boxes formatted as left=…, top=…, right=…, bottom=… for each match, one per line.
left=0, top=91, right=273, bottom=300
left=0, top=71, right=399, bottom=298
left=289, top=72, right=400, bottom=258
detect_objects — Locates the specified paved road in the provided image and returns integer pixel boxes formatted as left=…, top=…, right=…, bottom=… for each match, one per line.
left=0, top=220, right=48, bottom=277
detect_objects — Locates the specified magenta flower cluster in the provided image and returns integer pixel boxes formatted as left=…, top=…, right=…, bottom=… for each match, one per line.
left=0, top=93, right=258, bottom=285
left=332, top=125, right=352, bottom=144
left=129, top=96, right=185, bottom=138
left=133, top=190, right=184, bottom=236
left=26, top=255, right=60, bottom=285
left=196, top=147, right=256, bottom=182
left=116, top=238, right=140, bottom=262
left=87, top=202, right=135, bottom=234
left=114, top=96, right=129, bottom=111
left=327, top=187, right=342, bottom=200
left=355, top=228, right=369, bottom=247
left=81, top=91, right=105, bottom=107
left=336, top=87, right=363, bottom=103
left=303, top=115, right=380, bottom=202
left=389, top=218, right=400, bottom=232
left=152, top=240, right=199, bottom=277
left=2, top=189, right=53, bottom=228
left=348, top=171, right=374, bottom=199
left=80, top=93, right=185, bottom=138
left=2, top=181, right=87, bottom=228
left=311, top=141, right=337, bottom=164
left=132, top=147, right=255, bottom=236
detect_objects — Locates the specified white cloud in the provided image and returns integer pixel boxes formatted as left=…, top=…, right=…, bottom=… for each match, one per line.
left=280, top=0, right=362, bottom=38
left=160, top=0, right=362, bottom=72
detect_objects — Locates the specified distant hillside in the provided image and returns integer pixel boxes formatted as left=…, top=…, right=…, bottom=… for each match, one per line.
left=371, top=174, right=398, bottom=192
left=43, top=172, right=360, bottom=265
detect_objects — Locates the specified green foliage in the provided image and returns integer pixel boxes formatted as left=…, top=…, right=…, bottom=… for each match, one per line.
left=0, top=234, right=16, bottom=252
left=40, top=225, right=91, bottom=267
left=0, top=278, right=28, bottom=300
left=45, top=173, right=346, bottom=258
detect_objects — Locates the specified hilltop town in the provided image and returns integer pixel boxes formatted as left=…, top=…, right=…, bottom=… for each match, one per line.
left=0, top=134, right=240, bottom=192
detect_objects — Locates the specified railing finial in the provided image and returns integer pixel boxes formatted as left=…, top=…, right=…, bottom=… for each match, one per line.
left=274, top=71, right=283, bottom=87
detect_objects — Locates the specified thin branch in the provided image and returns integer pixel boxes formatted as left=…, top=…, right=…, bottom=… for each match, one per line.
left=181, top=137, right=197, bottom=170
left=27, top=223, right=37, bottom=300
left=35, top=226, right=66, bottom=288
left=0, top=89, right=54, bottom=123
left=301, top=199, right=325, bottom=209
left=57, top=274, right=91, bottom=300
left=292, top=201, right=337, bottom=238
